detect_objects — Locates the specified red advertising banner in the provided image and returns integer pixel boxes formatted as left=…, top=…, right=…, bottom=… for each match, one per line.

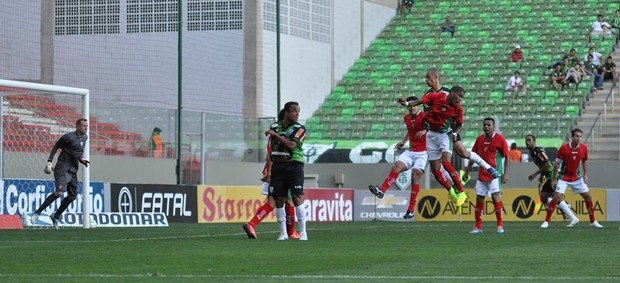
left=197, top=186, right=354, bottom=223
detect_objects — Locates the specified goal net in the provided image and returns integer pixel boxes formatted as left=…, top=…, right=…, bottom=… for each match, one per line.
left=0, top=79, right=93, bottom=228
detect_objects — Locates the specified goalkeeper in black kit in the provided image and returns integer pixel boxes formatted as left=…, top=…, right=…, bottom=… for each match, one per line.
left=31, top=118, right=90, bottom=229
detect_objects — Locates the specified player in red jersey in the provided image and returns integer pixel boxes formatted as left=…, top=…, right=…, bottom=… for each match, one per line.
left=541, top=128, right=603, bottom=228
left=243, top=110, right=299, bottom=239
left=462, top=118, right=510, bottom=234
left=368, top=96, right=431, bottom=219
left=397, top=86, right=471, bottom=206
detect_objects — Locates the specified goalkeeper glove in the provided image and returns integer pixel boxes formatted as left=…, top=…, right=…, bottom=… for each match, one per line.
left=44, top=162, right=52, bottom=174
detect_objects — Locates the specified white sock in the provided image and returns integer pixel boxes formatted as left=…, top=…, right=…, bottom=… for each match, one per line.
left=295, top=204, right=307, bottom=235
left=468, top=151, right=491, bottom=170
left=276, top=207, right=287, bottom=236
left=558, top=201, right=578, bottom=221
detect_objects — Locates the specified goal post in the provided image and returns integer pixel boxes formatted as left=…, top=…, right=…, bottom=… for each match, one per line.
left=0, top=79, right=92, bottom=229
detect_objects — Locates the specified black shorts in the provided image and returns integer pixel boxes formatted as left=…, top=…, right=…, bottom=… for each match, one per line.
left=540, top=177, right=554, bottom=195
left=269, top=161, right=304, bottom=198
left=54, top=170, right=78, bottom=197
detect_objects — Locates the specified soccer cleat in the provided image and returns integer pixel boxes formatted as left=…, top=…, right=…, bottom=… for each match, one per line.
left=299, top=232, right=308, bottom=241
left=459, top=170, right=470, bottom=186
left=403, top=210, right=415, bottom=219
left=277, top=234, right=289, bottom=240
left=30, top=213, right=39, bottom=225
left=566, top=218, right=580, bottom=227
left=533, top=198, right=543, bottom=214
left=540, top=221, right=549, bottom=229
left=242, top=224, right=257, bottom=239
left=469, top=228, right=483, bottom=234
left=590, top=221, right=603, bottom=228
left=50, top=213, right=59, bottom=230
left=288, top=231, right=300, bottom=239
left=448, top=187, right=458, bottom=203
left=497, top=226, right=505, bottom=234
left=368, top=185, right=384, bottom=199
left=455, top=191, right=467, bottom=207
left=487, top=167, right=500, bottom=179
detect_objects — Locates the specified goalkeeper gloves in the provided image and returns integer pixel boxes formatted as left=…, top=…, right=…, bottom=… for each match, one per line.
left=44, top=162, right=53, bottom=174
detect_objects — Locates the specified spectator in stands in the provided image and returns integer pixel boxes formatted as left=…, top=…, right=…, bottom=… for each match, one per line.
left=567, top=49, right=579, bottom=67
left=601, top=56, right=617, bottom=83
left=505, top=71, right=526, bottom=98
left=584, top=54, right=604, bottom=91
left=400, top=0, right=413, bottom=16
left=565, top=59, right=586, bottom=87
left=589, top=14, right=616, bottom=42
left=150, top=127, right=164, bottom=158
left=583, top=48, right=603, bottom=73
left=612, top=10, right=620, bottom=46
left=551, top=63, right=568, bottom=90
left=439, top=16, right=456, bottom=38
left=510, top=44, right=524, bottom=63
left=508, top=143, right=522, bottom=163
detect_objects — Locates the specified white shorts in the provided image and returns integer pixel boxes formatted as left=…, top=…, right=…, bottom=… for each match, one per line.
left=260, top=181, right=270, bottom=195
left=555, top=178, right=589, bottom=195
left=426, top=131, right=451, bottom=160
left=396, top=150, right=428, bottom=172
left=474, top=178, right=501, bottom=197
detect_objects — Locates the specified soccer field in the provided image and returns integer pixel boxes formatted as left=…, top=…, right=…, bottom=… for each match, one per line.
left=1, top=221, right=619, bottom=282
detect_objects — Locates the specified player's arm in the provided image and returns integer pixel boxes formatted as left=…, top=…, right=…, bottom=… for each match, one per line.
left=47, top=136, right=65, bottom=162
left=462, top=138, right=478, bottom=181
left=581, top=159, right=588, bottom=183
left=551, top=158, right=561, bottom=188
left=502, top=145, right=510, bottom=184
left=398, top=97, right=423, bottom=107
left=396, top=134, right=408, bottom=150
left=529, top=159, right=548, bottom=181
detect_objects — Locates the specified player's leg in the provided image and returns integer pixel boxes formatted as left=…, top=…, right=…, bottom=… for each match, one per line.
left=453, top=140, right=499, bottom=178
left=470, top=181, right=487, bottom=234
left=284, top=197, right=299, bottom=238
left=575, top=179, right=603, bottom=227
left=31, top=177, right=63, bottom=224
left=404, top=151, right=426, bottom=219
left=542, top=181, right=566, bottom=228
left=427, top=132, right=455, bottom=192
left=370, top=152, right=411, bottom=197
left=243, top=187, right=274, bottom=239
left=489, top=179, right=504, bottom=233
left=289, top=162, right=308, bottom=240
left=270, top=163, right=289, bottom=240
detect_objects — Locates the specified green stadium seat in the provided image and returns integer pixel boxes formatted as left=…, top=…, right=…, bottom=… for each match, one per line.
left=565, top=105, right=579, bottom=117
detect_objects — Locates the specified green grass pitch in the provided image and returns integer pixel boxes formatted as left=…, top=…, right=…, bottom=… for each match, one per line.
left=1, top=221, right=619, bottom=282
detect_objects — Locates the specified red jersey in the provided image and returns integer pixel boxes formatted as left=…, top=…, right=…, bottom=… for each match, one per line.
left=420, top=92, right=463, bottom=133
left=262, top=137, right=272, bottom=176
left=556, top=143, right=588, bottom=182
left=404, top=111, right=426, bottom=152
left=471, top=132, right=509, bottom=181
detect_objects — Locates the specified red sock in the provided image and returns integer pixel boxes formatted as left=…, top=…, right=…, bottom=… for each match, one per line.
left=432, top=169, right=452, bottom=191
left=545, top=199, right=557, bottom=222
left=380, top=171, right=399, bottom=192
left=442, top=161, right=463, bottom=192
left=495, top=201, right=503, bottom=227
left=586, top=200, right=595, bottom=223
left=248, top=203, right=273, bottom=227
left=475, top=201, right=484, bottom=229
left=407, top=184, right=420, bottom=212
left=285, top=205, right=296, bottom=235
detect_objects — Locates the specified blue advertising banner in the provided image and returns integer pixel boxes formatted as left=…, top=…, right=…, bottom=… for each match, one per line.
left=0, top=179, right=105, bottom=215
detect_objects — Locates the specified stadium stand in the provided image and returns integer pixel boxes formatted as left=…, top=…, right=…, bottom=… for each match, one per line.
left=306, top=0, right=618, bottom=144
